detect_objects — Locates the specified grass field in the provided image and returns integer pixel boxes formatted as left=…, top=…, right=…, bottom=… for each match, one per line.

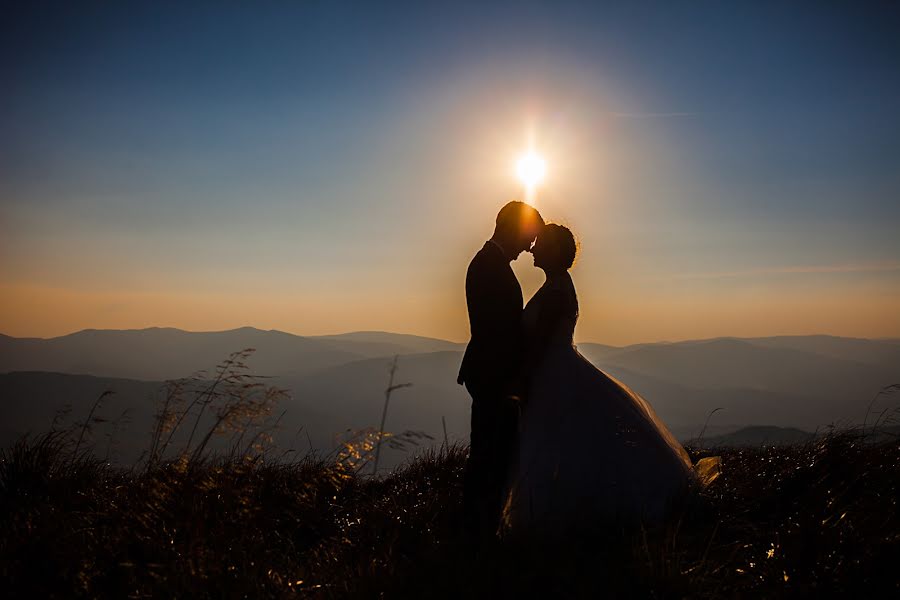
left=2, top=426, right=898, bottom=598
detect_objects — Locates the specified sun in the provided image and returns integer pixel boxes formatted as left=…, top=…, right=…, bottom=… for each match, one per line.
left=516, top=151, right=547, bottom=191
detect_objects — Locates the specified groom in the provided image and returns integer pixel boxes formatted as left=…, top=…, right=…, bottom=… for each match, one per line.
left=458, top=200, right=544, bottom=537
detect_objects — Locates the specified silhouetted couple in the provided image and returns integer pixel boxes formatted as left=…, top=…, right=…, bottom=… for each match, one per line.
left=458, top=201, right=705, bottom=540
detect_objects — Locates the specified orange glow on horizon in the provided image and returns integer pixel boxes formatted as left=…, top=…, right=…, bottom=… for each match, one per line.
left=2, top=279, right=898, bottom=346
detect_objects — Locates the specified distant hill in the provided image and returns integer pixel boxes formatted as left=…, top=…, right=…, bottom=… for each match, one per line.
left=307, top=331, right=463, bottom=358
left=578, top=336, right=900, bottom=427
left=698, top=425, right=816, bottom=447
left=581, top=338, right=895, bottom=400
left=0, top=328, right=461, bottom=381
left=0, top=370, right=350, bottom=467
left=0, top=371, right=164, bottom=463
left=2, top=330, right=899, bottom=465
left=744, top=335, right=900, bottom=369
left=277, top=350, right=470, bottom=444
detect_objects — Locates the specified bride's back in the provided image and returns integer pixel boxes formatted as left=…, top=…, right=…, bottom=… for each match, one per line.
left=523, top=272, right=579, bottom=350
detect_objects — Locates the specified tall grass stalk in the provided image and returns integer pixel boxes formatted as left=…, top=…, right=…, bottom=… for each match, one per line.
left=372, top=355, right=412, bottom=476
left=71, top=389, right=113, bottom=466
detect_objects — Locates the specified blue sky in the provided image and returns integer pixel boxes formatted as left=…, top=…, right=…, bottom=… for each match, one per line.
left=2, top=1, right=898, bottom=343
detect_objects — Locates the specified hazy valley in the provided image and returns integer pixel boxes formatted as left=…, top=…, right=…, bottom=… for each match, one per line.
left=2, top=328, right=899, bottom=467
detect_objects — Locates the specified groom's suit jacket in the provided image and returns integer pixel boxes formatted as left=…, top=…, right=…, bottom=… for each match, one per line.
left=457, top=241, right=524, bottom=392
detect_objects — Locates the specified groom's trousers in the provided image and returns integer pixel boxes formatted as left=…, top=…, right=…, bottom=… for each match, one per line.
left=462, top=379, right=519, bottom=537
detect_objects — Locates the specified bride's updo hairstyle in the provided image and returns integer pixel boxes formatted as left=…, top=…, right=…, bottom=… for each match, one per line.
left=541, top=224, right=578, bottom=270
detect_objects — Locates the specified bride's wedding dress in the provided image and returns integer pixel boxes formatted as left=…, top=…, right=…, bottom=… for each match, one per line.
left=502, top=273, right=710, bottom=533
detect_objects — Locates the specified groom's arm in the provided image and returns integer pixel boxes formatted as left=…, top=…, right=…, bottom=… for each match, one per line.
left=460, top=257, right=522, bottom=388
left=465, top=260, right=518, bottom=346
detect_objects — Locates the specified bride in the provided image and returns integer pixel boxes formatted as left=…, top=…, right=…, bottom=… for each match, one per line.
left=501, top=224, right=714, bottom=535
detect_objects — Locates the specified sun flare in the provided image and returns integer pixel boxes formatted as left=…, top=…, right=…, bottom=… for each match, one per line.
left=516, top=151, right=547, bottom=191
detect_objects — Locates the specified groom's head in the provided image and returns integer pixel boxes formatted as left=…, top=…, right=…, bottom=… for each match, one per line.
left=492, top=201, right=544, bottom=259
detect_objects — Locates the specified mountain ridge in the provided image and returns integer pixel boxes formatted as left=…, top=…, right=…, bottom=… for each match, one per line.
left=3, top=328, right=898, bottom=465
left=3, top=327, right=897, bottom=346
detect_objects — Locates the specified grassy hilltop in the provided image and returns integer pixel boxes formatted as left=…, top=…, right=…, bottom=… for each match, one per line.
left=2, top=429, right=899, bottom=598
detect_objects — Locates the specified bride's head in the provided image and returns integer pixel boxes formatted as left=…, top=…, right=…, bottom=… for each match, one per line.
left=531, top=224, right=577, bottom=272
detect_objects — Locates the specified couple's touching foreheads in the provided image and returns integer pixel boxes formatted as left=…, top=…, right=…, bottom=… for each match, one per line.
left=457, top=201, right=717, bottom=541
